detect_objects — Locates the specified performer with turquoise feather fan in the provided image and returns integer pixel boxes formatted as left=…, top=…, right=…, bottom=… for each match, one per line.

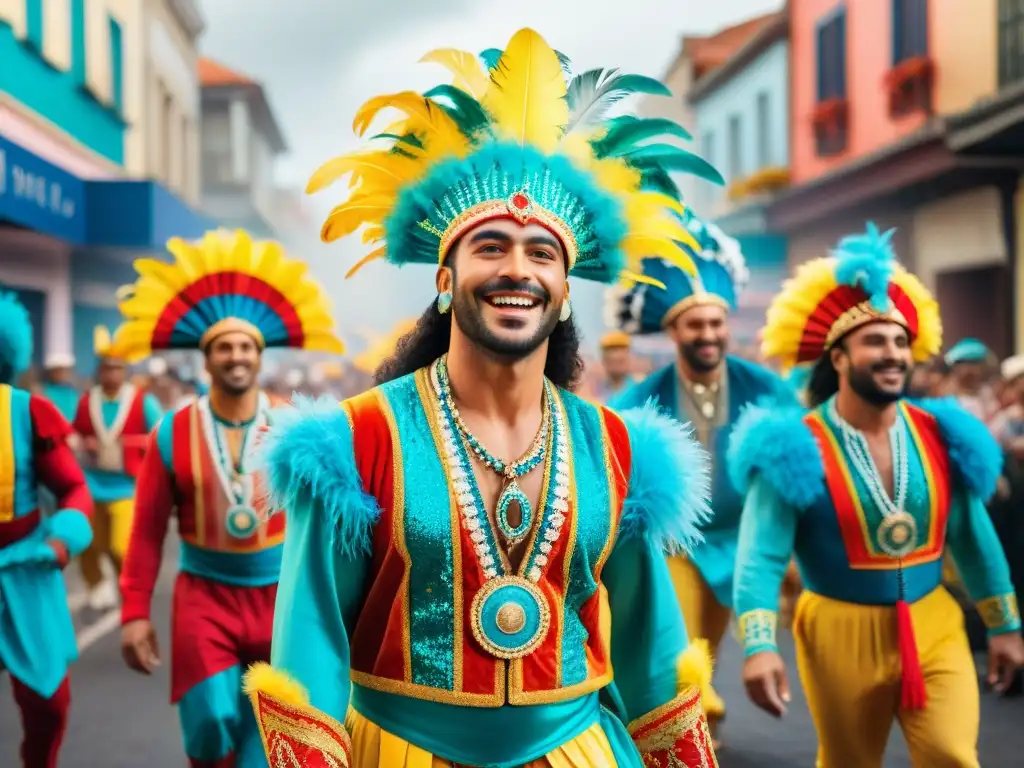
left=605, top=207, right=795, bottom=749
left=243, top=27, right=723, bottom=768
left=0, top=290, right=93, bottom=767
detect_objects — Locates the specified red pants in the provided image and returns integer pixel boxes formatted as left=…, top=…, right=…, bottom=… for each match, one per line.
left=10, top=675, right=70, bottom=768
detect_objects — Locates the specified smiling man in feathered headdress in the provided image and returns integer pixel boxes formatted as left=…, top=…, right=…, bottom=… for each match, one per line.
left=242, top=28, right=725, bottom=768
left=606, top=208, right=796, bottom=747
left=728, top=223, right=1023, bottom=766
left=113, top=229, right=344, bottom=767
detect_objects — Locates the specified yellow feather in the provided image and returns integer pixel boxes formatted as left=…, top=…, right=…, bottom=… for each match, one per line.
left=345, top=245, right=387, bottom=279
left=621, top=237, right=698, bottom=275
left=351, top=91, right=469, bottom=159
left=361, top=226, right=385, bottom=244
left=93, top=325, right=112, bottom=355
left=482, top=29, right=568, bottom=152
left=419, top=48, right=491, bottom=98
left=321, top=195, right=397, bottom=242
left=591, top=158, right=641, bottom=196
left=618, top=270, right=666, bottom=289
left=306, top=150, right=422, bottom=195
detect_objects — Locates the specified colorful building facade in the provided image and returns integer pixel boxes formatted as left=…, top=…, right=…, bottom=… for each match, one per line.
left=0, top=0, right=211, bottom=374
left=771, top=0, right=1020, bottom=357
left=687, top=11, right=791, bottom=348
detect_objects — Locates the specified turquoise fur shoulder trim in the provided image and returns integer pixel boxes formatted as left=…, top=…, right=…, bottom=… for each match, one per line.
left=726, top=401, right=825, bottom=510
left=616, top=400, right=711, bottom=554
left=255, top=394, right=381, bottom=559
left=0, top=290, right=33, bottom=380
left=912, top=397, right=1003, bottom=501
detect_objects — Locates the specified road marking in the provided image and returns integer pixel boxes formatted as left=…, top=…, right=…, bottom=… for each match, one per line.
left=76, top=608, right=121, bottom=652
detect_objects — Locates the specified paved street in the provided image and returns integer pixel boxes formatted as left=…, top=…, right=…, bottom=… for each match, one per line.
left=2, top=568, right=1022, bottom=766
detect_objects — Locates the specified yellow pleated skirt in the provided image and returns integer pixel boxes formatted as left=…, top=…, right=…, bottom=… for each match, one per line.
left=345, top=709, right=618, bottom=767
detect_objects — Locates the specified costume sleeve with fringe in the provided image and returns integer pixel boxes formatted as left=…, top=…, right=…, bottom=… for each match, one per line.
left=244, top=395, right=379, bottom=762
left=602, top=404, right=718, bottom=766
left=726, top=402, right=823, bottom=656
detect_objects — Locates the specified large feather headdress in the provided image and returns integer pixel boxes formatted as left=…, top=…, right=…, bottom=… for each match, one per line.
left=113, top=229, right=346, bottom=363
left=761, top=222, right=941, bottom=372
left=604, top=209, right=749, bottom=335
left=309, top=28, right=724, bottom=285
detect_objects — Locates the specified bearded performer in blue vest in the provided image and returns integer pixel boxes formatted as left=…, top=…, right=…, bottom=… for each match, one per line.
left=0, top=291, right=93, bottom=767
left=242, top=27, right=725, bottom=768
left=606, top=210, right=795, bottom=746
left=730, top=224, right=1024, bottom=767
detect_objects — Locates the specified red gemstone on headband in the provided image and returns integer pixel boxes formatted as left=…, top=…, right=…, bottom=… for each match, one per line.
left=511, top=193, right=529, bottom=209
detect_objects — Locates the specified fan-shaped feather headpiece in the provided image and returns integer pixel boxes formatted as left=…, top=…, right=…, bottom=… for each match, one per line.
left=761, top=222, right=941, bottom=372
left=0, top=290, right=33, bottom=381
left=113, top=229, right=345, bottom=363
left=309, top=28, right=724, bottom=286
left=604, top=208, right=749, bottom=335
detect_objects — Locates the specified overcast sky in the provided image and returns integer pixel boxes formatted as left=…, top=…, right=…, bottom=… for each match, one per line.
left=197, top=0, right=782, bottom=350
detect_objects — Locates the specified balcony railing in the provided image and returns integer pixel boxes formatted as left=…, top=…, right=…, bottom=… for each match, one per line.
left=999, top=0, right=1024, bottom=87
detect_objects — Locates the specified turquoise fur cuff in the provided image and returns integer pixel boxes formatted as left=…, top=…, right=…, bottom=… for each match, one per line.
left=726, top=402, right=825, bottom=510
left=911, top=397, right=1003, bottom=502
left=47, top=509, right=93, bottom=557
left=255, top=394, right=380, bottom=559
left=617, top=402, right=711, bottom=555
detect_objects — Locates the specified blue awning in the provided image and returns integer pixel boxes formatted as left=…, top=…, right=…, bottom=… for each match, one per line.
left=0, top=134, right=214, bottom=248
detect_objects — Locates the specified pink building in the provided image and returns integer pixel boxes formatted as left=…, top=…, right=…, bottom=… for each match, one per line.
left=767, top=0, right=1024, bottom=357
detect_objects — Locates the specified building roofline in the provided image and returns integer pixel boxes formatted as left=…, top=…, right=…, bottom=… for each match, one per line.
left=688, top=10, right=788, bottom=104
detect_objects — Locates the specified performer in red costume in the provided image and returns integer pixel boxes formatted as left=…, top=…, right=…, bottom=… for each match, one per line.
left=0, top=291, right=93, bottom=768
left=114, top=230, right=344, bottom=768
left=73, top=325, right=162, bottom=610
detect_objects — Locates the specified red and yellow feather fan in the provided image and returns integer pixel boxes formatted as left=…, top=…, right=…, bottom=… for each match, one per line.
left=112, top=229, right=344, bottom=363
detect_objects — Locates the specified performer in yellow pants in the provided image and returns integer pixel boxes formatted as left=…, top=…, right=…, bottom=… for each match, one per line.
left=794, top=588, right=979, bottom=766
left=730, top=223, right=1024, bottom=767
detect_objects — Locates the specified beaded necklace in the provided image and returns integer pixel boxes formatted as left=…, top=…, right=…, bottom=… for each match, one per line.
left=827, top=397, right=915, bottom=558
left=435, top=356, right=549, bottom=545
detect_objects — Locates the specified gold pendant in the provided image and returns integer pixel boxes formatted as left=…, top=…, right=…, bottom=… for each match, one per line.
left=877, top=511, right=918, bottom=558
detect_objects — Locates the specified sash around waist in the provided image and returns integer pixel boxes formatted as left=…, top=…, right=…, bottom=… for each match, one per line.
left=350, top=684, right=602, bottom=766
left=178, top=540, right=282, bottom=587
left=0, top=509, right=41, bottom=548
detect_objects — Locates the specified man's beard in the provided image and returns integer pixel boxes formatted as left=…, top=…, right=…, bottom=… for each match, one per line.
left=213, top=366, right=256, bottom=396
left=680, top=340, right=725, bottom=373
left=848, top=360, right=908, bottom=405
left=453, top=277, right=559, bottom=360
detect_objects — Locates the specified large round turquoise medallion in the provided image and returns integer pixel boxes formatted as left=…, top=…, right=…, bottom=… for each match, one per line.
left=225, top=505, right=260, bottom=539
left=877, top=511, right=917, bottom=558
left=470, top=576, right=550, bottom=660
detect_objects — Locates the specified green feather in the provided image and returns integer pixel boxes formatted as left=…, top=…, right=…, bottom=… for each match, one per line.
left=640, top=168, right=681, bottom=199
left=624, top=144, right=725, bottom=185
left=370, top=131, right=424, bottom=158
left=423, top=85, right=492, bottom=139
left=591, top=117, right=693, bottom=158
left=565, top=69, right=672, bottom=133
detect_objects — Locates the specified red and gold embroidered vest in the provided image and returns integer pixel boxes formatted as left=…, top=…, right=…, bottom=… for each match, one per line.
left=169, top=400, right=285, bottom=553
left=340, top=370, right=632, bottom=707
